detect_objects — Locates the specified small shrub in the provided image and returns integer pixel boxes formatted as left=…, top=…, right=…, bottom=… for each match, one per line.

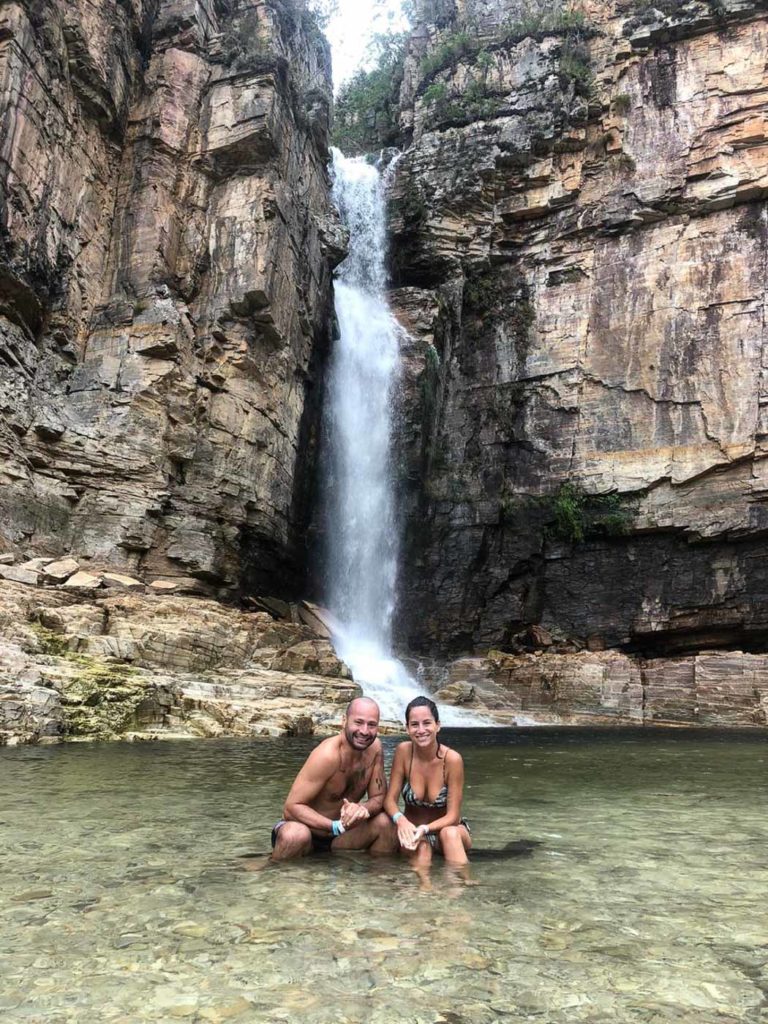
left=544, top=484, right=636, bottom=542
left=423, top=82, right=449, bottom=106
left=499, top=6, right=589, bottom=44
left=551, top=483, right=586, bottom=542
left=559, top=39, right=593, bottom=97
left=419, top=30, right=474, bottom=77
left=613, top=92, right=632, bottom=114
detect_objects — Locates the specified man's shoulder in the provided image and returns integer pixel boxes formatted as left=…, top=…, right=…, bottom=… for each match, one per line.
left=306, top=735, right=341, bottom=764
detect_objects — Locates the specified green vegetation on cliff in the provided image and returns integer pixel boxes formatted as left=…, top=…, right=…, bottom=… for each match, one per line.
left=332, top=31, right=407, bottom=155
left=418, top=7, right=592, bottom=82
left=546, top=484, right=637, bottom=542
left=32, top=625, right=147, bottom=739
left=219, top=0, right=334, bottom=72
left=416, top=6, right=595, bottom=128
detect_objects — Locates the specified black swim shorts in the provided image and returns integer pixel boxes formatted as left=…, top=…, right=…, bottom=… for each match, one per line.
left=271, top=819, right=335, bottom=854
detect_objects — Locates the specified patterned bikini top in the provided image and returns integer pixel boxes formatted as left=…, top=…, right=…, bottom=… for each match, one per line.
left=402, top=745, right=448, bottom=809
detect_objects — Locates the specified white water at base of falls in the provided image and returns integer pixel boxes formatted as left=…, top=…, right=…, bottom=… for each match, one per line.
left=325, top=149, right=490, bottom=727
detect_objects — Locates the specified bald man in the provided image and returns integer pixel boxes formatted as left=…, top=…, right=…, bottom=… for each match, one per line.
left=271, top=697, right=397, bottom=860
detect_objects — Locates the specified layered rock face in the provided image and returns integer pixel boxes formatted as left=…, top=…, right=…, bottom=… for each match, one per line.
left=389, top=0, right=768, bottom=658
left=439, top=648, right=768, bottom=726
left=0, top=577, right=358, bottom=744
left=0, top=0, right=341, bottom=596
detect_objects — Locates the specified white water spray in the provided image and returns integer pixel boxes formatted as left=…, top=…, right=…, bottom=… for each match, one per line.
left=325, top=150, right=485, bottom=726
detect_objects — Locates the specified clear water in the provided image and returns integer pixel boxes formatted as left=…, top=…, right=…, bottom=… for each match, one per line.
left=2, top=730, right=767, bottom=1023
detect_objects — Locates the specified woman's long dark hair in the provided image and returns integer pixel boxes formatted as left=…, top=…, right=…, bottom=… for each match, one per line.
left=404, top=696, right=442, bottom=756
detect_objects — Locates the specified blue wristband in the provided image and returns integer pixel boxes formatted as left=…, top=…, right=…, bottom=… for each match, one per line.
left=391, top=812, right=404, bottom=823
left=332, top=819, right=345, bottom=837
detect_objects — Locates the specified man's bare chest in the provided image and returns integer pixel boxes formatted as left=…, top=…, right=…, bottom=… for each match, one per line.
left=323, top=757, right=372, bottom=803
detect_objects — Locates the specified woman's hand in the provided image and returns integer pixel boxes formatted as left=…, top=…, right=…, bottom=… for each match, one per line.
left=396, top=816, right=420, bottom=850
left=397, top=818, right=430, bottom=850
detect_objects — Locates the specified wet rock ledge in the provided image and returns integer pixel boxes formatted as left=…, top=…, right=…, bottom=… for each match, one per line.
left=0, top=562, right=358, bottom=745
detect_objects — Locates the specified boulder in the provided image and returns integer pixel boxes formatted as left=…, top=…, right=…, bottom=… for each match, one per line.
left=19, top=558, right=49, bottom=572
left=62, top=571, right=103, bottom=591
left=270, top=640, right=350, bottom=679
left=102, top=573, right=145, bottom=591
left=297, top=601, right=337, bottom=640
left=42, top=558, right=80, bottom=583
left=0, top=566, right=39, bottom=586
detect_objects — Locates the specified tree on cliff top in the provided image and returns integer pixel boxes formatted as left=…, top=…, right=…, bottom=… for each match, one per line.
left=332, top=30, right=407, bottom=155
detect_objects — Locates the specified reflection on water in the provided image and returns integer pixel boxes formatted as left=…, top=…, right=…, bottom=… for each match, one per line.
left=1, top=729, right=767, bottom=1023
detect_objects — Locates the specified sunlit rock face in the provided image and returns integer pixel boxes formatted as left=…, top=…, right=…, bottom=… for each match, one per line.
left=389, top=0, right=768, bottom=657
left=0, top=0, right=341, bottom=596
left=440, top=648, right=768, bottom=727
left=0, top=580, right=357, bottom=745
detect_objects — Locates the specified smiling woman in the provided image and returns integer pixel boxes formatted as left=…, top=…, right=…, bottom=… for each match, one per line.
left=384, top=696, right=473, bottom=866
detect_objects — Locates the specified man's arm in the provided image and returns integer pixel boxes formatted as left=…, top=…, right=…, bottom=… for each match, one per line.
left=283, top=741, right=339, bottom=834
left=363, top=742, right=387, bottom=816
left=340, top=742, right=387, bottom=827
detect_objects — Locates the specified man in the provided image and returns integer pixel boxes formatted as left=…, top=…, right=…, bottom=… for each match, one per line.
left=271, top=696, right=396, bottom=860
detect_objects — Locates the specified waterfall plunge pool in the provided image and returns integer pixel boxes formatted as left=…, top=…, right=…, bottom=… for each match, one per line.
left=2, top=728, right=767, bottom=1023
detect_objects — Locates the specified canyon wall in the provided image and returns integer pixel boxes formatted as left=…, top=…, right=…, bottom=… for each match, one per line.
left=389, top=0, right=768, bottom=658
left=0, top=0, right=341, bottom=597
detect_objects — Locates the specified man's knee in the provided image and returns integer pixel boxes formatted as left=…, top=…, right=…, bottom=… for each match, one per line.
left=272, top=821, right=312, bottom=860
left=368, top=812, right=398, bottom=853
left=371, top=812, right=394, bottom=836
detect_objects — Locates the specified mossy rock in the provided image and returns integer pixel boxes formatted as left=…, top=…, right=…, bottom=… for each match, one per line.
left=30, top=626, right=147, bottom=739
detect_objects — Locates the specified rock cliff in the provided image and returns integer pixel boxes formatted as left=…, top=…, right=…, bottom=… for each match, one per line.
left=4, top=0, right=768, bottom=741
left=0, top=0, right=342, bottom=596
left=0, top=576, right=359, bottom=743
left=389, top=0, right=768, bottom=659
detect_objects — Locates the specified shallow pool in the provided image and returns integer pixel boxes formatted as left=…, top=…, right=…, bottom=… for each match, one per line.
left=2, top=728, right=767, bottom=1023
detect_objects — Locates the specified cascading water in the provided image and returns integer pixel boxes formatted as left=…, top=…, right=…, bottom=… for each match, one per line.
left=325, top=149, right=485, bottom=726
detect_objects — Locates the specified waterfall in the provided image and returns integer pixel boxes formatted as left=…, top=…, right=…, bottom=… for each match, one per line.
left=325, top=149, right=404, bottom=721
left=325, top=150, right=485, bottom=726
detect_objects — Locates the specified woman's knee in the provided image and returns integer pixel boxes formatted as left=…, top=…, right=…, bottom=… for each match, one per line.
left=441, top=826, right=462, bottom=844
left=411, top=842, right=433, bottom=866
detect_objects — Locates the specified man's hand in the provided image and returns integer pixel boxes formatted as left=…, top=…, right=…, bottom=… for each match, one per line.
left=340, top=798, right=371, bottom=829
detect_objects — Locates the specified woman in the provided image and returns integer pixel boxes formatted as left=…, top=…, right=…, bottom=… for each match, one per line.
left=384, top=695, right=471, bottom=867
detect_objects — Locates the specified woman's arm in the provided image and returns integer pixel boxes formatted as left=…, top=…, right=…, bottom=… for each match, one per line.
left=416, top=750, right=465, bottom=835
left=383, top=743, right=406, bottom=819
left=383, top=744, right=420, bottom=850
